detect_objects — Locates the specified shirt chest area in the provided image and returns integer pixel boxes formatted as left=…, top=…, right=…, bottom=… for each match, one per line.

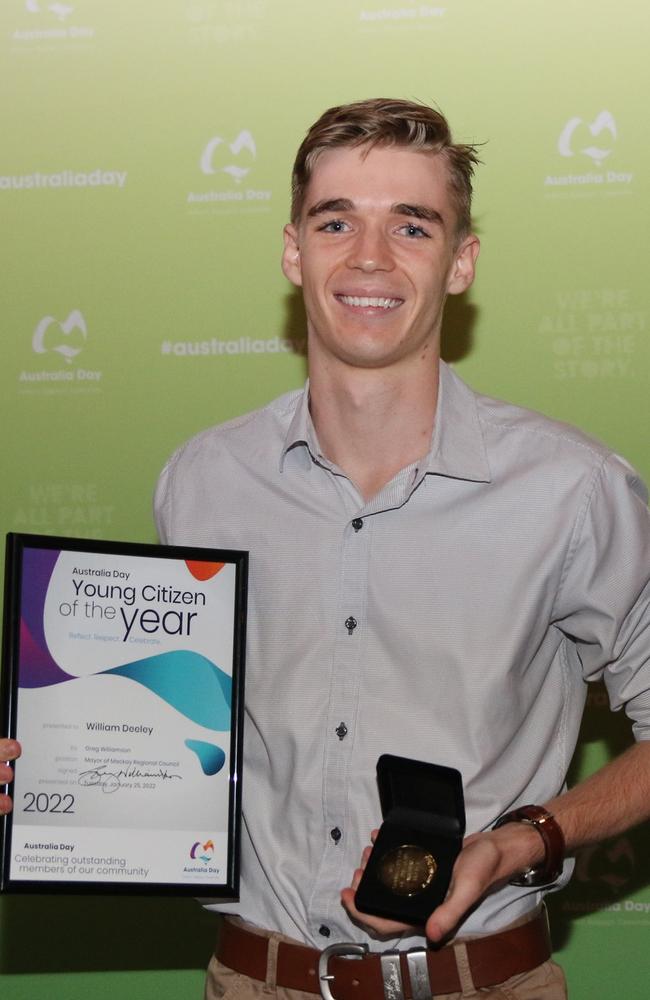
left=239, top=466, right=565, bottom=610
left=226, top=469, right=567, bottom=708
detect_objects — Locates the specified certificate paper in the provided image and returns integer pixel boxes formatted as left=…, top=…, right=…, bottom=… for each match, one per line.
left=1, top=534, right=247, bottom=895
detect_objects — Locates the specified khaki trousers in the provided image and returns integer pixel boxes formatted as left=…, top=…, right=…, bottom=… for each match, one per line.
left=204, top=919, right=568, bottom=1000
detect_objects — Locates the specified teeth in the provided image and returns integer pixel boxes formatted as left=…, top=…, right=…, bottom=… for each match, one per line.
left=339, top=295, right=401, bottom=309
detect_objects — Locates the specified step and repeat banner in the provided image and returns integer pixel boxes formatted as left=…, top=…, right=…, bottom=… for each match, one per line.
left=1, top=2, right=648, bottom=998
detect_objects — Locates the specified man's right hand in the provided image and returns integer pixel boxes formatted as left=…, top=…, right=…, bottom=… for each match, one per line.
left=0, top=739, right=21, bottom=815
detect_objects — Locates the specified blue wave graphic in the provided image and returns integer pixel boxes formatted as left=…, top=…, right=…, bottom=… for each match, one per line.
left=108, top=651, right=232, bottom=731
left=185, top=739, right=226, bottom=775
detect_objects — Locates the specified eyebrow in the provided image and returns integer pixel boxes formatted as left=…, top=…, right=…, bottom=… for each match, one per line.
left=306, top=198, right=445, bottom=227
left=307, top=198, right=354, bottom=218
left=392, top=203, right=445, bottom=226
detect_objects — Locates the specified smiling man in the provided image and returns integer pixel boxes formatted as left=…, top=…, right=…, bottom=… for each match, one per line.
left=280, top=140, right=478, bottom=502
left=2, top=98, right=649, bottom=1000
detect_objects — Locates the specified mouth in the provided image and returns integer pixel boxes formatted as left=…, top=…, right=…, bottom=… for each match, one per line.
left=335, top=294, right=403, bottom=310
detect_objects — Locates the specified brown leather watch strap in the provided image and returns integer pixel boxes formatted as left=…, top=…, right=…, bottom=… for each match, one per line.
left=493, top=804, right=566, bottom=886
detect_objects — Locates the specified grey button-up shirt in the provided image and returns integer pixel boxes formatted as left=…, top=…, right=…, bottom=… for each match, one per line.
left=155, top=362, right=650, bottom=946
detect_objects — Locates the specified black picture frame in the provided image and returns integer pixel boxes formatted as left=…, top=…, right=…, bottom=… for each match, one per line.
left=1, top=533, right=247, bottom=897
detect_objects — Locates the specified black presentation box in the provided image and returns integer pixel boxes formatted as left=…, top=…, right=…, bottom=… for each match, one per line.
left=354, top=754, right=465, bottom=925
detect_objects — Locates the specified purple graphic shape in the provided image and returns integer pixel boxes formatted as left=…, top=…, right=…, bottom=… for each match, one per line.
left=22, top=548, right=59, bottom=646
left=18, top=548, right=75, bottom=688
left=19, top=618, right=75, bottom=688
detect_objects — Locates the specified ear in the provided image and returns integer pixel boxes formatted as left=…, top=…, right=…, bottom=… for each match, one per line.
left=446, top=234, right=480, bottom=296
left=281, top=224, right=302, bottom=287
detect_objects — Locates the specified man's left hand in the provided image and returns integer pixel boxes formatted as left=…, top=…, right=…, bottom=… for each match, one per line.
left=341, top=825, right=544, bottom=943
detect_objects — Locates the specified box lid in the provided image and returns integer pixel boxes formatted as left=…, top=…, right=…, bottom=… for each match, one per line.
left=377, top=753, right=466, bottom=837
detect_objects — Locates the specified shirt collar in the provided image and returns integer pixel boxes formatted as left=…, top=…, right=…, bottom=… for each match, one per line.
left=423, top=362, right=491, bottom=483
left=280, top=380, right=320, bottom=473
left=280, top=363, right=491, bottom=483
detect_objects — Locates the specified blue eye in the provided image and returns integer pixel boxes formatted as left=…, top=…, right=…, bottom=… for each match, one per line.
left=318, top=219, right=349, bottom=233
left=401, top=223, right=429, bottom=238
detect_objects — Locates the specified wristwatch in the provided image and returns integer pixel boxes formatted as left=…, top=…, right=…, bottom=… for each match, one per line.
left=493, top=804, right=565, bottom=887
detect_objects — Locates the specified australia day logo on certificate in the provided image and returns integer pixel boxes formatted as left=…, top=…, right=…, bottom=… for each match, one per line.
left=185, top=838, right=220, bottom=876
left=3, top=537, right=246, bottom=894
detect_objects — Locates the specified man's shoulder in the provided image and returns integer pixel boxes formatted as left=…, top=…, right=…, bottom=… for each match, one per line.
left=462, top=386, right=650, bottom=516
left=154, top=387, right=306, bottom=541
left=473, top=386, right=612, bottom=466
left=165, top=387, right=303, bottom=468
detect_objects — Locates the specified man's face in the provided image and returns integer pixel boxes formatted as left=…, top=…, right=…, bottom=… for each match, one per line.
left=282, top=144, right=479, bottom=374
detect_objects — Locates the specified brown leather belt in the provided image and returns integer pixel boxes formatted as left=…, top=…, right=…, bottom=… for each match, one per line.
left=217, top=911, right=551, bottom=998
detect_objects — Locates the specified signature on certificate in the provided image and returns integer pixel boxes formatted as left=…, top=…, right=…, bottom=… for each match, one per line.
left=78, top=764, right=182, bottom=793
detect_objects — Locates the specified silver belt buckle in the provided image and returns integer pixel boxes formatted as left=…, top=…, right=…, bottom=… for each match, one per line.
left=318, top=941, right=369, bottom=1000
left=380, top=949, right=433, bottom=1000
left=380, top=950, right=405, bottom=999
left=318, top=941, right=433, bottom=1000
left=406, top=948, right=433, bottom=999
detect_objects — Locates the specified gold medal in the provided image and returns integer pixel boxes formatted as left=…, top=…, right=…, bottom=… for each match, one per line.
left=377, top=844, right=437, bottom=896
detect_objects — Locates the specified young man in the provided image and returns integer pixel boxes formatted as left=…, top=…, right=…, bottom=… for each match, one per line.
left=2, top=99, right=649, bottom=999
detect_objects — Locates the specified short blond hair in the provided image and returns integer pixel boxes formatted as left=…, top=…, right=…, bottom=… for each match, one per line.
left=291, top=97, right=480, bottom=237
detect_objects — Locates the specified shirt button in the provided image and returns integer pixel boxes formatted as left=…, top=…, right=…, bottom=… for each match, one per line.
left=330, top=827, right=342, bottom=843
left=351, top=518, right=363, bottom=532
left=344, top=616, right=357, bottom=635
left=319, top=925, right=331, bottom=938
left=335, top=722, right=348, bottom=740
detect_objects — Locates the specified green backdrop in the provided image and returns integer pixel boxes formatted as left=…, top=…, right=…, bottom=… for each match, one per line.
left=1, top=1, right=648, bottom=996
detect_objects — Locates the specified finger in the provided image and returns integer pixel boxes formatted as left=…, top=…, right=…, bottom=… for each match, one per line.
left=350, top=866, right=364, bottom=891
left=425, top=874, right=484, bottom=942
left=424, top=840, right=501, bottom=942
left=0, top=793, right=13, bottom=816
left=0, top=761, right=14, bottom=783
left=0, top=740, right=21, bottom=763
left=340, top=886, right=414, bottom=939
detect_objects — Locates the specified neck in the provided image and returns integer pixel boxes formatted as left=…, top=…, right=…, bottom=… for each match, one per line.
left=308, top=358, right=440, bottom=501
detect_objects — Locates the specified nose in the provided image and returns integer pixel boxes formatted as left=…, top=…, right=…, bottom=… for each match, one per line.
left=346, top=225, right=394, bottom=273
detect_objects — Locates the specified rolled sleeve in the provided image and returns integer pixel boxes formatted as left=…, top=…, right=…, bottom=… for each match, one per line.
left=553, top=453, right=650, bottom=739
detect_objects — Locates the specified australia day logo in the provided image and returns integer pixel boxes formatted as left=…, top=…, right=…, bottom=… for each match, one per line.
left=14, top=0, right=95, bottom=44
left=185, top=837, right=219, bottom=876
left=558, top=110, right=617, bottom=167
left=563, top=833, right=650, bottom=924
left=25, top=0, right=74, bottom=20
left=18, top=309, right=103, bottom=389
left=190, top=839, right=215, bottom=864
left=187, top=128, right=272, bottom=211
left=545, top=109, right=633, bottom=192
left=33, top=309, right=87, bottom=362
left=200, top=130, right=256, bottom=182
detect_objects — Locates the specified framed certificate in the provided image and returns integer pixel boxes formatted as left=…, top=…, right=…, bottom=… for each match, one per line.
left=0, top=533, right=247, bottom=896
